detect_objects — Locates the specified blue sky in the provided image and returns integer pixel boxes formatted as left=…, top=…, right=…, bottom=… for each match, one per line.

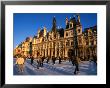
left=14, top=13, right=97, bottom=48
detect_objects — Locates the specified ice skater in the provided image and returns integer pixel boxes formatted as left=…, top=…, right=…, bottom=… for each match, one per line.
left=15, top=54, right=25, bottom=73
left=73, top=56, right=83, bottom=74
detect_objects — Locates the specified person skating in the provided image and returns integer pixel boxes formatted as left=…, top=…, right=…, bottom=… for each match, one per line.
left=40, top=56, right=44, bottom=67
left=46, top=56, right=49, bottom=63
left=73, top=56, right=82, bottom=75
left=59, top=56, right=62, bottom=64
left=36, top=55, right=41, bottom=69
left=15, top=54, right=25, bottom=73
left=53, top=56, right=56, bottom=65
left=31, top=55, right=34, bottom=65
left=88, top=54, right=90, bottom=60
left=38, top=55, right=43, bottom=67
left=52, top=56, right=54, bottom=65
left=52, top=56, right=56, bottom=65
left=70, top=56, right=75, bottom=66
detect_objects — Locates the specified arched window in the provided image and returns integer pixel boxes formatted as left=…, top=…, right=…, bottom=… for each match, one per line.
left=70, top=23, right=72, bottom=28
left=66, top=32, right=68, bottom=36
left=86, top=41, right=89, bottom=45
left=71, top=41, right=73, bottom=46
left=91, top=41, right=94, bottom=45
left=78, top=29, right=80, bottom=33
left=79, top=40, right=82, bottom=45
left=66, top=40, right=70, bottom=46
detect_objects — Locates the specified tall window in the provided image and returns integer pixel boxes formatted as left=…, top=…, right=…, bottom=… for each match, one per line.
left=71, top=41, right=73, bottom=46
left=78, top=29, right=80, bottom=33
left=66, top=32, right=68, bottom=36
left=86, top=41, right=89, bottom=45
left=50, top=43, right=52, bottom=48
left=61, top=42, right=63, bottom=48
left=79, top=40, right=82, bottom=45
left=91, top=41, right=94, bottom=45
left=66, top=40, right=69, bottom=46
left=71, top=30, right=73, bottom=36
left=54, top=34, right=56, bottom=38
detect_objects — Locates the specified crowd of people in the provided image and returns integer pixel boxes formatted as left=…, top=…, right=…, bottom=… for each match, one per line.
left=15, top=53, right=97, bottom=75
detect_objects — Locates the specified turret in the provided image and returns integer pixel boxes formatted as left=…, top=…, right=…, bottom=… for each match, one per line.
left=43, top=27, right=47, bottom=37
left=66, top=17, right=68, bottom=25
left=52, top=16, right=56, bottom=33
left=38, top=28, right=40, bottom=38
left=66, top=17, right=69, bottom=29
left=77, top=14, right=80, bottom=23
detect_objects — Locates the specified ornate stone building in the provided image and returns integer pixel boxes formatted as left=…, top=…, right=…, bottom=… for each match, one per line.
left=14, top=14, right=97, bottom=60
left=14, top=37, right=32, bottom=57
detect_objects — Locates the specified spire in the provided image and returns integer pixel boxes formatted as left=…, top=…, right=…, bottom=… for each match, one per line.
left=43, top=26, right=47, bottom=37
left=73, top=15, right=76, bottom=19
left=66, top=17, right=68, bottom=25
left=66, top=17, right=69, bottom=29
left=52, top=16, right=56, bottom=33
left=38, top=28, right=40, bottom=37
left=77, top=14, right=80, bottom=23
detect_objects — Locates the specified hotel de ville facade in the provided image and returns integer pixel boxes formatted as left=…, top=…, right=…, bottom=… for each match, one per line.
left=14, top=15, right=97, bottom=60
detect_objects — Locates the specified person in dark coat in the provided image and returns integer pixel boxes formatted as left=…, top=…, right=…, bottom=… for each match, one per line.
left=71, top=56, right=75, bottom=66
left=37, top=55, right=41, bottom=69
left=59, top=56, right=62, bottom=64
left=73, top=57, right=79, bottom=74
left=88, top=54, right=90, bottom=60
left=73, top=56, right=82, bottom=74
left=41, top=56, right=44, bottom=67
left=46, top=56, right=49, bottom=63
left=54, top=57, right=56, bottom=64
left=31, top=55, right=34, bottom=65
left=52, top=56, right=56, bottom=65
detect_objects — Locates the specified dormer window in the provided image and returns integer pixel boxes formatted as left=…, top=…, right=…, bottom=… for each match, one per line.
left=94, top=31, right=96, bottom=35
left=69, top=22, right=73, bottom=28
left=70, top=24, right=72, bottom=28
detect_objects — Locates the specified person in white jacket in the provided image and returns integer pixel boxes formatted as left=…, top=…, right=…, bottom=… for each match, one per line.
left=15, top=54, right=25, bottom=73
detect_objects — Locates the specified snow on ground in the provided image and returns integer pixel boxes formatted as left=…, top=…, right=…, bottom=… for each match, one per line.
left=13, top=59, right=97, bottom=75
left=14, top=61, right=63, bottom=75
